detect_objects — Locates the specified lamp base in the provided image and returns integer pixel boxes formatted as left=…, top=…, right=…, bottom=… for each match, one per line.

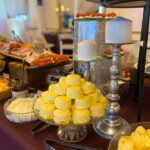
left=93, top=117, right=128, bottom=140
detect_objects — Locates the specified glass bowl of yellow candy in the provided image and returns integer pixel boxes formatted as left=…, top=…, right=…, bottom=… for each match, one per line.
left=108, top=122, right=150, bottom=150
left=34, top=74, right=109, bottom=142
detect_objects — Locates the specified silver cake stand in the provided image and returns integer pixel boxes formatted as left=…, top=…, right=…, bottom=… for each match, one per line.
left=93, top=42, right=136, bottom=139
left=74, top=56, right=101, bottom=81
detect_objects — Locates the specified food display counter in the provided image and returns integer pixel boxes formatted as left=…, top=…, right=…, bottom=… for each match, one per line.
left=0, top=82, right=150, bottom=150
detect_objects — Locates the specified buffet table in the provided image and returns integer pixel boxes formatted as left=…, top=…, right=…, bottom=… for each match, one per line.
left=0, top=79, right=150, bottom=150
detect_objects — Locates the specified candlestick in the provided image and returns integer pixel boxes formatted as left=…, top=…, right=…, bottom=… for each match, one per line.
left=93, top=44, right=128, bottom=139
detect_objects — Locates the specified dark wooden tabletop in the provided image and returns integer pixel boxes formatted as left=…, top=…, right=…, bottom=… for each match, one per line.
left=0, top=79, right=150, bottom=150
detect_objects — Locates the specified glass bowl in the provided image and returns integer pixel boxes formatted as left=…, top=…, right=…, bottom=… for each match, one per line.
left=4, top=98, right=37, bottom=123
left=108, top=122, right=150, bottom=150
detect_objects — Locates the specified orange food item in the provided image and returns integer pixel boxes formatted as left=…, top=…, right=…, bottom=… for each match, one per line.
left=32, top=53, right=70, bottom=67
left=0, top=82, right=10, bottom=93
left=104, top=50, right=113, bottom=55
left=110, top=12, right=116, bottom=17
left=101, top=13, right=106, bottom=18
left=76, top=12, right=116, bottom=19
left=121, top=68, right=130, bottom=78
left=22, top=44, right=33, bottom=49
left=120, top=47, right=123, bottom=51
left=76, top=13, right=81, bottom=18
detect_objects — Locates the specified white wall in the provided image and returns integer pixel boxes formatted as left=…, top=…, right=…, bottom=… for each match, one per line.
left=27, top=0, right=59, bottom=31
left=28, top=0, right=42, bottom=31
left=0, top=0, right=7, bottom=37
left=44, top=0, right=59, bottom=30
left=106, top=8, right=144, bottom=32
left=0, top=0, right=7, bottom=18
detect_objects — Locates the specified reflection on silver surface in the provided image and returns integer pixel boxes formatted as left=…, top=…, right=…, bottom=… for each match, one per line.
left=74, top=20, right=125, bottom=94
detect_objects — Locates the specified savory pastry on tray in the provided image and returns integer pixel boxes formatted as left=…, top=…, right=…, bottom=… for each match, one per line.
left=32, top=53, right=70, bottom=67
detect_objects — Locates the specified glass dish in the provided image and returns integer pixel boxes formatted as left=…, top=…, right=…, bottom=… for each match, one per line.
left=108, top=122, right=150, bottom=150
left=34, top=107, right=101, bottom=126
left=34, top=107, right=102, bottom=142
left=4, top=98, right=37, bottom=123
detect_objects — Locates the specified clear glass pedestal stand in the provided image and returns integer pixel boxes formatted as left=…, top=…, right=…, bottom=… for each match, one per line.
left=57, top=125, right=87, bottom=143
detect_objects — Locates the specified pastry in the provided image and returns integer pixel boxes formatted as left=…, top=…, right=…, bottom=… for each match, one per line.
left=118, top=126, right=150, bottom=150
left=89, top=89, right=101, bottom=105
left=32, top=53, right=70, bottom=67
left=34, top=74, right=106, bottom=125
left=66, top=86, right=83, bottom=99
left=75, top=95, right=90, bottom=109
left=53, top=109, right=71, bottom=125
left=118, top=136, right=134, bottom=150
left=82, top=81, right=96, bottom=94
left=90, top=103, right=105, bottom=118
left=34, top=97, right=45, bottom=110
left=59, top=76, right=67, bottom=84
left=98, top=95, right=109, bottom=108
left=77, top=40, right=97, bottom=61
left=73, top=109, right=90, bottom=124
left=80, top=78, right=86, bottom=85
left=41, top=91, right=57, bottom=103
left=54, top=96, right=71, bottom=109
left=39, top=103, right=55, bottom=120
left=55, top=83, right=68, bottom=96
left=48, top=84, right=57, bottom=91
left=66, top=74, right=81, bottom=86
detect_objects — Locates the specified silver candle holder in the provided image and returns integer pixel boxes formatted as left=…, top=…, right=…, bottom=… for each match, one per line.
left=74, top=56, right=100, bottom=81
left=93, top=44, right=128, bottom=139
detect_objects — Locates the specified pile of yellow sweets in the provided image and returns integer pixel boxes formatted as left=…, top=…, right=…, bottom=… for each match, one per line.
left=34, top=74, right=108, bottom=125
left=118, top=126, right=150, bottom=150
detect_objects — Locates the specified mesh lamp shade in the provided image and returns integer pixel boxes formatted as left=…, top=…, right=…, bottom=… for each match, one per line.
left=86, top=0, right=147, bottom=8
